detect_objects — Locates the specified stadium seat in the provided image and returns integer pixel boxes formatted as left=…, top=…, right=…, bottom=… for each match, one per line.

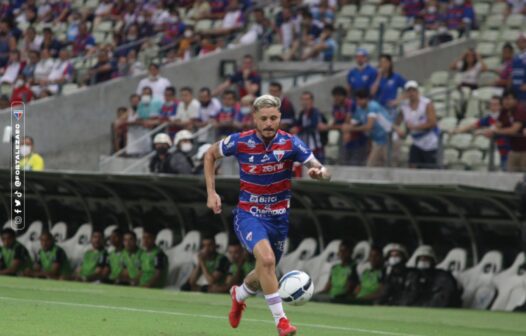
left=353, top=17, right=370, bottom=31
left=215, top=231, right=228, bottom=255
left=352, top=240, right=371, bottom=265
left=429, top=71, right=450, bottom=87
left=443, top=148, right=461, bottom=166
left=472, top=135, right=491, bottom=151
left=491, top=252, right=526, bottom=311
left=364, top=30, right=380, bottom=43
left=478, top=72, right=499, bottom=87
left=155, top=228, right=174, bottom=251
left=278, top=238, right=317, bottom=276
left=449, top=133, right=473, bottom=150
left=476, top=43, right=496, bottom=58
left=345, top=30, right=363, bottom=44
left=341, top=43, right=357, bottom=59
left=505, top=14, right=524, bottom=29
left=359, top=4, right=377, bottom=17
left=58, top=223, right=93, bottom=269
left=478, top=30, right=500, bottom=43
left=461, top=149, right=484, bottom=169
left=437, top=248, right=468, bottom=278
left=133, top=227, right=143, bottom=246
left=51, top=222, right=68, bottom=242
left=18, top=221, right=43, bottom=259
left=371, top=16, right=389, bottom=27
left=165, top=230, right=201, bottom=288
left=302, top=240, right=341, bottom=294
left=459, top=250, right=503, bottom=309
left=485, top=15, right=504, bottom=30
left=340, top=4, right=357, bottom=17
left=378, top=4, right=395, bottom=16
left=390, top=16, right=407, bottom=30
left=334, top=16, right=352, bottom=30
left=195, top=20, right=213, bottom=32
left=474, top=3, right=491, bottom=18
left=438, top=117, right=458, bottom=133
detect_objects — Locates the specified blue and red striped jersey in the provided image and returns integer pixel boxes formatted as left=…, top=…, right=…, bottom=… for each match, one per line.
left=220, top=129, right=313, bottom=217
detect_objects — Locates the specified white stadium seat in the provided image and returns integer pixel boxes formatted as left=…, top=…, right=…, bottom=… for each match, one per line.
left=133, top=227, right=144, bottom=246
left=103, top=224, right=117, bottom=251
left=278, top=238, right=317, bottom=276
left=18, top=221, right=43, bottom=259
left=166, top=230, right=201, bottom=289
left=51, top=222, right=68, bottom=242
left=491, top=253, right=526, bottom=311
left=155, top=228, right=174, bottom=251
left=437, top=248, right=468, bottom=278
left=458, top=250, right=503, bottom=309
left=215, top=232, right=228, bottom=255
left=58, top=223, right=92, bottom=269
left=352, top=240, right=371, bottom=264
left=302, top=240, right=341, bottom=294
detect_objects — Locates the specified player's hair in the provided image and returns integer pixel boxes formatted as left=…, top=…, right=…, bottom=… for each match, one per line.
left=331, top=86, right=347, bottom=96
left=269, top=81, right=282, bottom=91
left=165, top=86, right=176, bottom=96
left=40, top=231, right=54, bottom=240
left=302, top=91, right=314, bottom=100
left=201, top=231, right=215, bottom=242
left=253, top=94, right=281, bottom=112
left=124, top=230, right=137, bottom=240
left=199, top=87, right=211, bottom=95
left=223, top=90, right=237, bottom=99
left=1, top=228, right=15, bottom=237
left=180, top=86, right=193, bottom=94
left=112, top=228, right=124, bottom=237
left=24, top=136, right=34, bottom=145
left=92, top=229, right=104, bottom=237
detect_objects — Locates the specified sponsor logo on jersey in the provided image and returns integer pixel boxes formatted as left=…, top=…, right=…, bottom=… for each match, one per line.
left=261, top=154, right=270, bottom=163
left=246, top=232, right=253, bottom=241
left=247, top=139, right=256, bottom=148
left=249, top=195, right=278, bottom=203
left=277, top=138, right=287, bottom=145
left=298, top=144, right=309, bottom=154
left=273, top=150, right=285, bottom=162
left=249, top=206, right=287, bottom=216
left=249, top=156, right=254, bottom=163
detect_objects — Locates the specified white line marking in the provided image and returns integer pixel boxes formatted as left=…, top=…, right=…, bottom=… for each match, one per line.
left=0, top=284, right=105, bottom=294
left=0, top=296, right=423, bottom=336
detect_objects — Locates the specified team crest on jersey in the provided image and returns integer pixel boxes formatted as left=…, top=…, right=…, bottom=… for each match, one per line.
left=247, top=139, right=256, bottom=148
left=277, top=138, right=286, bottom=145
left=273, top=150, right=285, bottom=162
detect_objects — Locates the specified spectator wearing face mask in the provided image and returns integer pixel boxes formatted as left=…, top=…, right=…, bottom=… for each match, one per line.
left=20, top=136, right=44, bottom=171
left=235, top=94, right=254, bottom=131
left=136, top=63, right=172, bottom=102
left=171, top=130, right=195, bottom=175
left=378, top=243, right=410, bottom=306
left=422, top=0, right=443, bottom=31
left=149, top=133, right=175, bottom=173
left=137, top=86, right=163, bottom=120
left=126, top=89, right=160, bottom=157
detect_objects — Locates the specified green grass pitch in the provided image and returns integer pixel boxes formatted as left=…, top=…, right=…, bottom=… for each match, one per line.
left=0, top=277, right=525, bottom=336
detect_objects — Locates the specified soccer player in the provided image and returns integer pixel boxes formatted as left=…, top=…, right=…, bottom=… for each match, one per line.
left=204, top=94, right=331, bottom=335
left=102, top=228, right=125, bottom=283
left=0, top=228, right=32, bottom=276
left=138, top=229, right=168, bottom=288
left=33, top=231, right=71, bottom=280
left=119, top=230, right=143, bottom=285
left=74, top=229, right=107, bottom=282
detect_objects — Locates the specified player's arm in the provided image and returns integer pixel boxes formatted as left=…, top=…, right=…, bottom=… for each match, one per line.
left=0, top=258, right=21, bottom=275
left=304, top=156, right=331, bottom=181
left=47, top=261, right=61, bottom=279
left=204, top=142, right=223, bottom=214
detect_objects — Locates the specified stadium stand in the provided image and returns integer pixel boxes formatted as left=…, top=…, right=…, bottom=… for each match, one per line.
left=278, top=237, right=317, bottom=276
left=302, top=239, right=341, bottom=294
left=58, top=223, right=92, bottom=268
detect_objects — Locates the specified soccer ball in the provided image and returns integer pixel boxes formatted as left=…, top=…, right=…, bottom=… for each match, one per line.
left=278, top=270, right=314, bottom=306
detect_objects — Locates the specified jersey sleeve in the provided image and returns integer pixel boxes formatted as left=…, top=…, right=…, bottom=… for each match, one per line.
left=292, top=135, right=314, bottom=164
left=218, top=132, right=240, bottom=157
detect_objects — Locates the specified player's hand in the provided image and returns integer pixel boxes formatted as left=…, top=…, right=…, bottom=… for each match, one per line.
left=207, top=192, right=222, bottom=214
left=308, top=167, right=330, bottom=181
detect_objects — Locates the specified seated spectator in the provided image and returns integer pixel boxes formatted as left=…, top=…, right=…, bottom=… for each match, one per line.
left=113, top=56, right=130, bottom=78
left=331, top=86, right=368, bottom=166
left=446, top=0, right=476, bottom=35
left=138, top=229, right=168, bottom=288
left=214, top=90, right=241, bottom=137
left=41, top=27, right=62, bottom=58
left=127, top=50, right=145, bottom=76
left=0, top=228, right=32, bottom=276
left=401, top=0, right=424, bottom=23
left=72, top=21, right=96, bottom=56
left=94, top=0, right=114, bottom=25
left=487, top=91, right=526, bottom=172
left=494, top=43, right=514, bottom=88
left=171, top=130, right=196, bottom=175
left=173, top=27, right=194, bottom=62
left=312, top=0, right=335, bottom=24
left=225, top=242, right=255, bottom=288
left=196, top=35, right=219, bottom=57
left=294, top=91, right=327, bottom=163
left=453, top=96, right=510, bottom=170
left=208, top=0, right=229, bottom=19
left=87, top=49, right=115, bottom=85
left=22, top=50, right=38, bottom=79
left=191, top=0, right=212, bottom=20
left=0, top=20, right=16, bottom=69
left=174, top=87, right=200, bottom=130
left=149, top=132, right=176, bottom=174
left=66, top=12, right=82, bottom=43
left=136, top=63, right=172, bottom=101
left=203, top=0, right=244, bottom=37
left=184, top=233, right=230, bottom=293
left=197, top=87, right=222, bottom=138
left=378, top=243, right=410, bottom=306
left=394, top=81, right=439, bottom=169
left=119, top=230, right=143, bottom=286
left=319, top=240, right=359, bottom=303
left=235, top=94, right=255, bottom=130
left=101, top=228, right=125, bottom=284
left=32, top=48, right=54, bottom=91
left=287, top=9, right=323, bottom=61
left=353, top=246, right=385, bottom=304
left=193, top=143, right=213, bottom=175
left=301, top=24, right=337, bottom=62
left=0, top=49, right=22, bottom=85
left=511, top=34, right=526, bottom=102
left=269, top=81, right=296, bottom=132
left=449, top=48, right=487, bottom=91
left=37, top=48, right=73, bottom=97
left=236, top=8, right=272, bottom=46
left=428, top=23, right=454, bottom=47
left=154, top=86, right=179, bottom=138
left=371, top=53, right=407, bottom=110
left=32, top=231, right=71, bottom=280
left=213, top=54, right=261, bottom=98
left=347, top=48, right=378, bottom=97
left=421, top=0, right=443, bottom=30
left=20, top=26, right=42, bottom=56
left=276, top=7, right=298, bottom=61
left=344, top=89, right=390, bottom=167
left=74, top=230, right=107, bottom=282
left=20, top=135, right=44, bottom=171
left=11, top=74, right=33, bottom=104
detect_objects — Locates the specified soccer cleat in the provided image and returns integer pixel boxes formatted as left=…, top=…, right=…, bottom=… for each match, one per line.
left=229, top=286, right=246, bottom=328
left=277, top=317, right=297, bottom=336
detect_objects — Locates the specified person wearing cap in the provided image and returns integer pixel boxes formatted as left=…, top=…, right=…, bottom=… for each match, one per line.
left=378, top=243, right=412, bottom=306
left=149, top=133, right=176, bottom=173
left=511, top=34, right=526, bottom=102
left=346, top=48, right=377, bottom=97
left=394, top=81, right=439, bottom=169
left=171, top=129, right=195, bottom=175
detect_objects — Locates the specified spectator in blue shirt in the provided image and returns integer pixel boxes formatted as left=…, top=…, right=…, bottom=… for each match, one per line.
left=371, top=54, right=407, bottom=112
left=344, top=89, right=390, bottom=167
left=347, top=48, right=378, bottom=97
left=293, top=91, right=327, bottom=163
left=511, top=34, right=526, bottom=102
left=301, top=24, right=337, bottom=62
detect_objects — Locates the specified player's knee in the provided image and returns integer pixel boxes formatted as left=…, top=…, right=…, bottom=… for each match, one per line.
left=258, top=253, right=276, bottom=270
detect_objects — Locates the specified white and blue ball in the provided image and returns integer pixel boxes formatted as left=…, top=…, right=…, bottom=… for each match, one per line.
left=278, top=270, right=314, bottom=306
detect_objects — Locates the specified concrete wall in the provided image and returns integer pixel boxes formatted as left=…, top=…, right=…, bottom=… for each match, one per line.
left=0, top=43, right=258, bottom=171
left=285, top=39, right=476, bottom=112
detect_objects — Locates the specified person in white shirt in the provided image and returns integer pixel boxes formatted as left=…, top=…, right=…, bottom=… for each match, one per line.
left=136, top=63, right=171, bottom=102
left=204, top=0, right=243, bottom=36
left=393, top=81, right=439, bottom=169
left=31, top=48, right=54, bottom=94
left=506, top=0, right=526, bottom=15
left=449, top=48, right=488, bottom=90
left=174, top=87, right=200, bottom=130
left=196, top=87, right=222, bottom=143
left=0, top=49, right=22, bottom=84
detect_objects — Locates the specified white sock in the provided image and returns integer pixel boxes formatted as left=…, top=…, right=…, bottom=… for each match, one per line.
left=236, top=283, right=256, bottom=302
left=264, top=292, right=286, bottom=326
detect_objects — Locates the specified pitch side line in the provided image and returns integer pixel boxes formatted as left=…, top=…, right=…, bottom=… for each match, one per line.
left=0, top=296, right=423, bottom=336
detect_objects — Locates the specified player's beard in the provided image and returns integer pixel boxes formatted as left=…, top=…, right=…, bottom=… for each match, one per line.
left=260, top=127, right=277, bottom=142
